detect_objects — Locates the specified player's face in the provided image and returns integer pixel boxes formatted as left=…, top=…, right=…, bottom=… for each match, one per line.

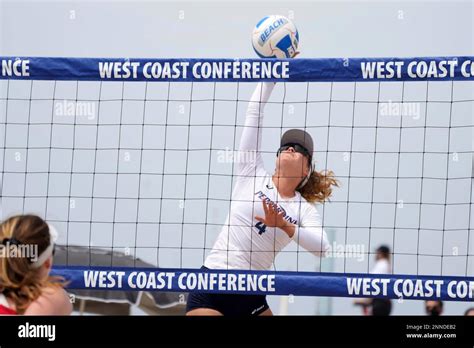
left=276, top=144, right=310, bottom=179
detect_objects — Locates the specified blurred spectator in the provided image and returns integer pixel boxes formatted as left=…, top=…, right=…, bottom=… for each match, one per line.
left=425, top=300, right=443, bottom=316
left=464, top=308, right=474, bottom=316
left=354, top=245, right=392, bottom=316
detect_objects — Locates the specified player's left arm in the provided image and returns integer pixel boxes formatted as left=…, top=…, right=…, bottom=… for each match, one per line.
left=290, top=204, right=330, bottom=255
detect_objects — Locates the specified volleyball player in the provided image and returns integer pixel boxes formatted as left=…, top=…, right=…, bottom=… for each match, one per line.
left=0, top=215, right=72, bottom=315
left=186, top=82, right=338, bottom=316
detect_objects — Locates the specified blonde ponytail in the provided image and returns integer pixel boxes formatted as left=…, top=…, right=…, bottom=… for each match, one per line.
left=297, top=170, right=339, bottom=203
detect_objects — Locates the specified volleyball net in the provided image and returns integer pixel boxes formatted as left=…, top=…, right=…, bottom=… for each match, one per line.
left=0, top=56, right=473, bottom=301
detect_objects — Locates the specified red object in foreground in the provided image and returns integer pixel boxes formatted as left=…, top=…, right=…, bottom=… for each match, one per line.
left=0, top=304, right=17, bottom=315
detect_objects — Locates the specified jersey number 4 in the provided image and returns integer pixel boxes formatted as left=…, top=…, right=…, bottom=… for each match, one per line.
left=255, top=221, right=267, bottom=235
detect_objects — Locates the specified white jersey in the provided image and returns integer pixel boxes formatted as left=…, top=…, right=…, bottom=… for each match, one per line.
left=205, top=82, right=330, bottom=270
left=371, top=259, right=391, bottom=275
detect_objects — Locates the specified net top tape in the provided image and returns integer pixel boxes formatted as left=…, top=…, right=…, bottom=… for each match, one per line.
left=1, top=56, right=473, bottom=82
left=52, top=266, right=474, bottom=301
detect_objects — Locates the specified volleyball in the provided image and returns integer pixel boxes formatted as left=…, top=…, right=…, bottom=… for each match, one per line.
left=252, top=15, right=299, bottom=58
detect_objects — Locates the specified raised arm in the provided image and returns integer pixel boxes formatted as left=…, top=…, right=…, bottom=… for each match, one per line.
left=237, top=82, right=275, bottom=176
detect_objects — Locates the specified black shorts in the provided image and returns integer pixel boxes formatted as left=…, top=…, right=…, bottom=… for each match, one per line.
left=186, top=291, right=269, bottom=316
left=185, top=267, right=269, bottom=316
left=372, top=299, right=392, bottom=316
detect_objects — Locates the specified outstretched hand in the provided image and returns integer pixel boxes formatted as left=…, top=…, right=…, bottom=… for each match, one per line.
left=255, top=201, right=296, bottom=237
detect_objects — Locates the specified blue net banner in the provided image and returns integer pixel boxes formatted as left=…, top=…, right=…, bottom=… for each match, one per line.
left=52, top=266, right=474, bottom=302
left=1, top=56, right=473, bottom=82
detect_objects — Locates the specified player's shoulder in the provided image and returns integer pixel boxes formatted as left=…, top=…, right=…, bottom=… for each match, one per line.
left=24, top=286, right=72, bottom=315
left=298, top=196, right=320, bottom=214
